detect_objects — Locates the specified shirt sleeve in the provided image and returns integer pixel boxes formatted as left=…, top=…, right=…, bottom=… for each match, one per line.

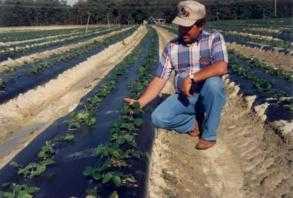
left=211, top=32, right=228, bottom=64
left=154, top=43, right=173, bottom=79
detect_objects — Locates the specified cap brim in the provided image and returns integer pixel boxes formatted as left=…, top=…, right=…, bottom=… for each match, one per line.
left=172, top=17, right=196, bottom=27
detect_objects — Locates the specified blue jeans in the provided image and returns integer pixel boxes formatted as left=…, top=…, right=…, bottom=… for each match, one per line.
left=151, top=76, right=226, bottom=141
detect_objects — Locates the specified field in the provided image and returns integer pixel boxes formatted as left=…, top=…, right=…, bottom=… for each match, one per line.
left=0, top=18, right=292, bottom=197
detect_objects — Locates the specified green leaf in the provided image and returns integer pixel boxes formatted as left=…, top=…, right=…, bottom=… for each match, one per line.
left=134, top=118, right=144, bottom=127
left=102, top=173, right=113, bottom=183
left=61, top=133, right=75, bottom=142
left=112, top=176, right=122, bottom=187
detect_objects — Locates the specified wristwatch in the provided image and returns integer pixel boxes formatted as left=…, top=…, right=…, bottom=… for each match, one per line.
left=189, top=73, right=196, bottom=83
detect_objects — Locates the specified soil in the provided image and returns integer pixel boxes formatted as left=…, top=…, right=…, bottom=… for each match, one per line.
left=147, top=26, right=292, bottom=198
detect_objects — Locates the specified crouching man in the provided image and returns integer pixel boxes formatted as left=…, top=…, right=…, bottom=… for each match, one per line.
left=125, top=0, right=228, bottom=150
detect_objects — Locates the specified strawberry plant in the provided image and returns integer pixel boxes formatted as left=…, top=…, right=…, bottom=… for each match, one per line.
left=11, top=130, right=75, bottom=180
left=69, top=108, right=96, bottom=129
left=16, top=141, right=55, bottom=179
left=0, top=183, right=39, bottom=198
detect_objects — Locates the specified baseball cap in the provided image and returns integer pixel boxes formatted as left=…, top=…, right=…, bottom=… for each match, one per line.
left=172, top=0, right=206, bottom=27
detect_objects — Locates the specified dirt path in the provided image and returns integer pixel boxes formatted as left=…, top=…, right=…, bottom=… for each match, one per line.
left=0, top=26, right=147, bottom=169
left=147, top=26, right=292, bottom=198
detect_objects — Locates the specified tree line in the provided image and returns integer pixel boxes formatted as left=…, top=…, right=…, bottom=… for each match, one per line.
left=0, top=0, right=292, bottom=26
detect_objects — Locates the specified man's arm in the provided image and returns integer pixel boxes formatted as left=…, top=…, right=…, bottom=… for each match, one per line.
left=181, top=60, right=227, bottom=96
left=192, top=60, right=228, bottom=82
left=124, top=76, right=168, bottom=107
left=182, top=32, right=228, bottom=96
left=125, top=42, right=173, bottom=107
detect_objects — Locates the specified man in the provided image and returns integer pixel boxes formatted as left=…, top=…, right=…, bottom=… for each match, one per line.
left=125, top=0, right=228, bottom=150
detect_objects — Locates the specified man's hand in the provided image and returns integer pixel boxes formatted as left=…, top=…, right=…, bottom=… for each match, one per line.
left=124, top=97, right=139, bottom=106
left=182, top=77, right=192, bottom=97
left=124, top=77, right=168, bottom=108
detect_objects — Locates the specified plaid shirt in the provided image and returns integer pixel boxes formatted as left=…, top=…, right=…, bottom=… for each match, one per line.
left=155, top=30, right=228, bottom=92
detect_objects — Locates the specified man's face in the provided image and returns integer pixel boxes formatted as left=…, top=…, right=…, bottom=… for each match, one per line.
left=178, top=25, right=202, bottom=44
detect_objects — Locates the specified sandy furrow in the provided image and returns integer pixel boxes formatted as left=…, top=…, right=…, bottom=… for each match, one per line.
left=0, top=25, right=147, bottom=169
left=228, top=43, right=293, bottom=72
left=0, top=27, right=132, bottom=73
left=147, top=26, right=292, bottom=198
left=221, top=78, right=292, bottom=198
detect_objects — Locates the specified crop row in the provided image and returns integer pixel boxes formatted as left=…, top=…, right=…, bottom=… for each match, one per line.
left=219, top=30, right=292, bottom=50
left=1, top=26, right=105, bottom=48
left=0, top=26, right=154, bottom=197
left=0, top=27, right=131, bottom=74
left=0, top=27, right=137, bottom=103
left=228, top=48, right=293, bottom=82
left=0, top=26, right=98, bottom=43
left=229, top=51, right=289, bottom=99
left=208, top=18, right=293, bottom=29
left=220, top=29, right=289, bottom=43
left=83, top=28, right=158, bottom=197
left=207, top=25, right=291, bottom=42
left=0, top=27, right=121, bottom=61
